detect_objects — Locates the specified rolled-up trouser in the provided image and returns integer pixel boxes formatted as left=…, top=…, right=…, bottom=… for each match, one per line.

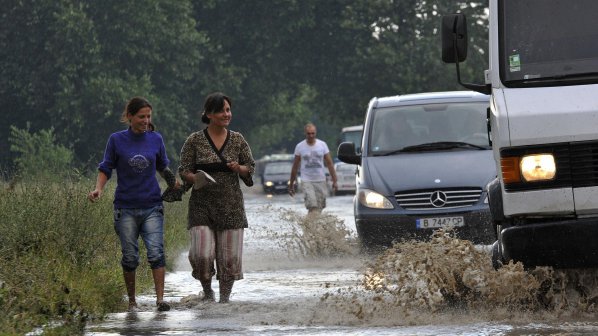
left=113, top=206, right=165, bottom=272
left=188, top=226, right=244, bottom=282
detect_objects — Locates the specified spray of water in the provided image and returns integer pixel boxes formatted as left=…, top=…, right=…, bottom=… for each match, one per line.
left=261, top=206, right=360, bottom=260
left=316, top=228, right=598, bottom=325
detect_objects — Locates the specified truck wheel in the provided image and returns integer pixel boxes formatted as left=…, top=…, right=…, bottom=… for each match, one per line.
left=491, top=240, right=503, bottom=270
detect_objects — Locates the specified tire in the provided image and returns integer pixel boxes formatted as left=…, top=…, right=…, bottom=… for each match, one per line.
left=491, top=240, right=503, bottom=270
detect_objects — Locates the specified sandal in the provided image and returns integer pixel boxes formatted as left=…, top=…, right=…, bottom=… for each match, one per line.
left=128, top=301, right=140, bottom=312
left=157, top=301, right=171, bottom=312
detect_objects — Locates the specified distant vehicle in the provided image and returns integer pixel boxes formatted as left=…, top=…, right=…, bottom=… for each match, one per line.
left=338, top=91, right=496, bottom=249
left=261, top=161, right=294, bottom=194
left=329, top=162, right=357, bottom=196
left=338, top=125, right=363, bottom=154
left=255, top=153, right=294, bottom=182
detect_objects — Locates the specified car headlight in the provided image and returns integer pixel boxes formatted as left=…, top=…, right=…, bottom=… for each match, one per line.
left=520, top=154, right=556, bottom=182
left=501, top=153, right=556, bottom=183
left=358, top=189, right=394, bottom=209
left=265, top=181, right=274, bottom=187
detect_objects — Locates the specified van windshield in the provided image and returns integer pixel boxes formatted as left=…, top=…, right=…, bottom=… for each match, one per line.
left=500, top=0, right=598, bottom=86
left=369, top=102, right=489, bottom=156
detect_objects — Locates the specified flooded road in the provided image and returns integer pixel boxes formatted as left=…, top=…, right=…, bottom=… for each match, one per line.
left=85, top=190, right=598, bottom=335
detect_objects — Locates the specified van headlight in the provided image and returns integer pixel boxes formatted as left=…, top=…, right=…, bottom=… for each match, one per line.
left=358, top=189, right=394, bottom=209
left=265, top=181, right=274, bottom=187
left=520, top=154, right=556, bottom=182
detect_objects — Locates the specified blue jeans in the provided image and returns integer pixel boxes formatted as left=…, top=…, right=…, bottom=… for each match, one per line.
left=114, top=206, right=165, bottom=272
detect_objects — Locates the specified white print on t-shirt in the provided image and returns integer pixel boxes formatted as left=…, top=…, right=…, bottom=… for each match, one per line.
left=129, top=154, right=150, bottom=173
left=303, top=150, right=323, bottom=169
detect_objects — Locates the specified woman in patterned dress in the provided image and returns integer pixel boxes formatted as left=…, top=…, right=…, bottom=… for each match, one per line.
left=178, top=92, right=255, bottom=303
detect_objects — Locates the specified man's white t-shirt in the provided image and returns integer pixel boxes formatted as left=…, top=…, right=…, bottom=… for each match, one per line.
left=294, top=139, right=330, bottom=182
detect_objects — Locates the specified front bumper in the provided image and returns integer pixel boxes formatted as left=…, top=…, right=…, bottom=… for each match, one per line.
left=499, top=217, right=598, bottom=268
left=356, top=209, right=495, bottom=247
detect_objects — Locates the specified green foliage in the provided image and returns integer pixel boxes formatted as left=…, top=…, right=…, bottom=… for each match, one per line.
left=9, top=125, right=74, bottom=181
left=0, top=178, right=189, bottom=335
left=248, top=85, right=318, bottom=155
left=0, top=0, right=490, bottom=165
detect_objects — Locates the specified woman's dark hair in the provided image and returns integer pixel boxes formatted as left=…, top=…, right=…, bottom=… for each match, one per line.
left=121, top=96, right=155, bottom=131
left=201, top=92, right=232, bottom=124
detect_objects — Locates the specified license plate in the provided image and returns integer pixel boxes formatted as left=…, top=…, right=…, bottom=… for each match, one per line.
left=416, top=216, right=464, bottom=229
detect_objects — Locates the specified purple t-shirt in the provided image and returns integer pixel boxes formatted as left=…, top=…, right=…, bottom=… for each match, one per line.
left=98, top=128, right=169, bottom=209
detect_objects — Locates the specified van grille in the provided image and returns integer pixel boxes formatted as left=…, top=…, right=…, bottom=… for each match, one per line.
left=395, top=188, right=483, bottom=210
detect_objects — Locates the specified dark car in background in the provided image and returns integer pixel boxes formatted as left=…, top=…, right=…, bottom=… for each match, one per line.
left=338, top=91, right=496, bottom=249
left=261, top=161, right=294, bottom=194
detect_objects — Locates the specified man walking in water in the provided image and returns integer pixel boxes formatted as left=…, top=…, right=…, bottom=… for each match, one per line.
left=288, top=122, right=337, bottom=215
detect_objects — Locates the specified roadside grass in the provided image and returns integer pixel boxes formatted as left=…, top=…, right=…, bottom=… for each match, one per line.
left=0, top=177, right=189, bottom=335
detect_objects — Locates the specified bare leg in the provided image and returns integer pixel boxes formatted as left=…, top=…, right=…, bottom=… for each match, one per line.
left=307, top=207, right=322, bottom=219
left=123, top=271, right=137, bottom=310
left=152, top=267, right=165, bottom=302
left=152, top=267, right=170, bottom=311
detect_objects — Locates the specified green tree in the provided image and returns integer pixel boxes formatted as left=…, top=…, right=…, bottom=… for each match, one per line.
left=9, top=125, right=74, bottom=180
left=0, top=0, right=490, bottom=170
left=191, top=0, right=489, bottom=157
left=0, top=0, right=215, bottom=170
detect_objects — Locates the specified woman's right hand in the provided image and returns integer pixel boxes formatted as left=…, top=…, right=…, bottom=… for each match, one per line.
left=88, top=189, right=102, bottom=202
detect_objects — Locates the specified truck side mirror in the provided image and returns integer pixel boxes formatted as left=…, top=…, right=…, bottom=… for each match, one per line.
left=442, top=13, right=468, bottom=63
left=337, top=142, right=361, bottom=165
left=486, top=106, right=493, bottom=147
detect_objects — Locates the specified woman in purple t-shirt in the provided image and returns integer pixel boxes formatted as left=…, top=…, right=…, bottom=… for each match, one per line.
left=88, top=97, right=179, bottom=312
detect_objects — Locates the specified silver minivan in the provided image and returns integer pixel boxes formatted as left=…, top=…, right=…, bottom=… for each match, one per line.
left=338, top=91, right=496, bottom=248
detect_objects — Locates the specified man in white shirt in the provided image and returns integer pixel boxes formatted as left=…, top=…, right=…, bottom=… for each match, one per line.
left=288, top=123, right=337, bottom=215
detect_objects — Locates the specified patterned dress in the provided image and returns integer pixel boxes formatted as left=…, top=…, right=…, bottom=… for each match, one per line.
left=178, top=129, right=255, bottom=231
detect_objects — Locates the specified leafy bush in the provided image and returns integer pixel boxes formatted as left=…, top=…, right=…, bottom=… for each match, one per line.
left=0, top=178, right=189, bottom=335
left=9, top=125, right=74, bottom=182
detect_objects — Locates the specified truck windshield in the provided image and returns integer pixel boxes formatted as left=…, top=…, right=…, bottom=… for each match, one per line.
left=500, top=0, right=598, bottom=87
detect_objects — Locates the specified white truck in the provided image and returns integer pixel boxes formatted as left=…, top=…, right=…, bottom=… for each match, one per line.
left=441, top=0, right=598, bottom=268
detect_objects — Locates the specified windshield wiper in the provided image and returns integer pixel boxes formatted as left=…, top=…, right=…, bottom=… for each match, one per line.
left=378, top=142, right=487, bottom=155
left=519, top=72, right=598, bottom=84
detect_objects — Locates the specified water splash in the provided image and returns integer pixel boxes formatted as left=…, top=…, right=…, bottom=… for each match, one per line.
left=318, top=228, right=598, bottom=325
left=272, top=207, right=359, bottom=259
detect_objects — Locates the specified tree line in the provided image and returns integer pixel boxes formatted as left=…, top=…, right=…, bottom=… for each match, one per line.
left=0, top=0, right=488, bottom=176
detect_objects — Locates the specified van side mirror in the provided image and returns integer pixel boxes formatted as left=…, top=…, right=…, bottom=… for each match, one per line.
left=337, top=142, right=361, bottom=165
left=441, top=13, right=468, bottom=63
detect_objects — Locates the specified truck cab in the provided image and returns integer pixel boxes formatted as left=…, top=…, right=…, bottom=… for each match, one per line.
left=442, top=0, right=598, bottom=268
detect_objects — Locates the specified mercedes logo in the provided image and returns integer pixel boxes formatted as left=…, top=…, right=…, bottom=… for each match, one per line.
left=430, top=191, right=447, bottom=207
